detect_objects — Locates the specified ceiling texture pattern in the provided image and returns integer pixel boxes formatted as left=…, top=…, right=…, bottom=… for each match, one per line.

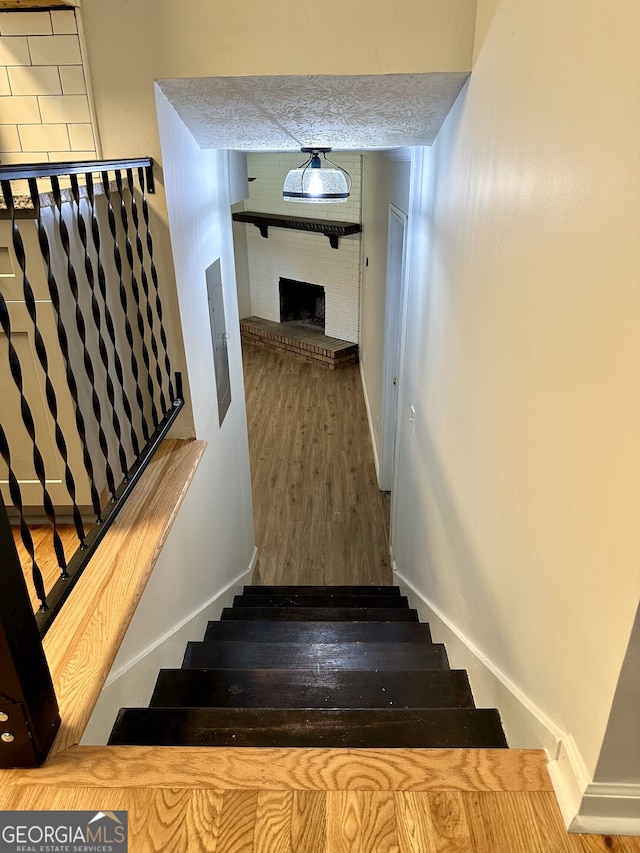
left=155, top=73, right=470, bottom=151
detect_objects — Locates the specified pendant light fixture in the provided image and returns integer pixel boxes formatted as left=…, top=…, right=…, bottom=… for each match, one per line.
left=283, top=148, right=351, bottom=203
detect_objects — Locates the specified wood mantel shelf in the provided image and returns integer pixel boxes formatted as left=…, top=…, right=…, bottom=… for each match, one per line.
left=232, top=210, right=361, bottom=249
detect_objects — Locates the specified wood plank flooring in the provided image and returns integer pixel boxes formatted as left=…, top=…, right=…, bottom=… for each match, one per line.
left=2, top=747, right=639, bottom=852
left=242, top=341, right=391, bottom=585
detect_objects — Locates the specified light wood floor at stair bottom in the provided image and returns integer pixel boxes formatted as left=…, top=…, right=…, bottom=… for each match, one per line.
left=2, top=747, right=638, bottom=852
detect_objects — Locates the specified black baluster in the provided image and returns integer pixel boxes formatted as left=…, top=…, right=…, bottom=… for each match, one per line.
left=1, top=181, right=68, bottom=580
left=33, top=178, right=102, bottom=524
left=26, top=178, right=85, bottom=558
left=137, top=165, right=174, bottom=404
left=51, top=175, right=116, bottom=501
left=100, top=171, right=141, bottom=459
left=114, top=170, right=150, bottom=445
left=82, top=172, right=130, bottom=480
left=126, top=168, right=160, bottom=428
left=0, top=427, right=47, bottom=610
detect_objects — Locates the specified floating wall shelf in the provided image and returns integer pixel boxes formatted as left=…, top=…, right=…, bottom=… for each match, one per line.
left=232, top=211, right=361, bottom=249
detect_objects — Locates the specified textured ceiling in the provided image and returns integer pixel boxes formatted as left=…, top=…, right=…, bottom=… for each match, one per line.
left=155, top=73, right=469, bottom=151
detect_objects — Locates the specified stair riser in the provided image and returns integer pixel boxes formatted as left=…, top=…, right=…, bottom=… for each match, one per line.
left=242, top=586, right=402, bottom=596
left=149, top=668, right=475, bottom=710
left=220, top=607, right=419, bottom=622
left=182, top=641, right=449, bottom=671
left=204, top=621, right=433, bottom=644
left=233, top=594, right=410, bottom=609
left=109, top=708, right=508, bottom=749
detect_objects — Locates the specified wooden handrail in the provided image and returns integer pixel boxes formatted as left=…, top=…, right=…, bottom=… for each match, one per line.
left=43, top=438, right=206, bottom=757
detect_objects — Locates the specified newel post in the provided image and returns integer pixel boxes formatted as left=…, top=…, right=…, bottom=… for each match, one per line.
left=0, top=494, right=60, bottom=766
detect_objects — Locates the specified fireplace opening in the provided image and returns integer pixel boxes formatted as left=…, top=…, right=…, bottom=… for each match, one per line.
left=279, top=278, right=325, bottom=331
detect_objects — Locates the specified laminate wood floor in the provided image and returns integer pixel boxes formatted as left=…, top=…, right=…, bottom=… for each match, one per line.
left=243, top=342, right=391, bottom=586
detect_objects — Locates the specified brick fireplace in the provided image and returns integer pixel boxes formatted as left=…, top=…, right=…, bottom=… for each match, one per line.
left=236, top=152, right=363, bottom=343
left=234, top=152, right=362, bottom=366
left=242, top=224, right=360, bottom=343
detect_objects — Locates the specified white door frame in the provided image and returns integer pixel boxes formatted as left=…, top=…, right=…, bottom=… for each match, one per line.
left=379, top=204, right=408, bottom=492
left=389, top=146, right=424, bottom=559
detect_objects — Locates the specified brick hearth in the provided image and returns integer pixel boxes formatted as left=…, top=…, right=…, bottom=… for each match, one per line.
left=240, top=317, right=358, bottom=369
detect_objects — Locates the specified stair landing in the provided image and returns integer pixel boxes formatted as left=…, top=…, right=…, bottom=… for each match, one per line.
left=3, top=747, right=624, bottom=852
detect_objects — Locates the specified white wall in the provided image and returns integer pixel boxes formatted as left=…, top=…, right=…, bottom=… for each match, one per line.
left=152, top=88, right=254, bottom=540
left=394, top=0, right=640, bottom=832
left=83, top=89, right=257, bottom=742
left=359, top=150, right=411, bottom=476
left=578, top=602, right=640, bottom=830
left=594, top=602, right=640, bottom=785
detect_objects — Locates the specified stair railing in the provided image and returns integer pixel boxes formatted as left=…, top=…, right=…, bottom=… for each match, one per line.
left=0, top=158, right=184, bottom=765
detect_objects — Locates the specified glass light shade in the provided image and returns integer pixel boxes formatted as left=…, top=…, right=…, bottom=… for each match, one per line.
left=283, top=166, right=349, bottom=203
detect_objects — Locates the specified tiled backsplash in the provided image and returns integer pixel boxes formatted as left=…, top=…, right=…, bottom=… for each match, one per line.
left=242, top=153, right=362, bottom=343
left=0, top=9, right=96, bottom=165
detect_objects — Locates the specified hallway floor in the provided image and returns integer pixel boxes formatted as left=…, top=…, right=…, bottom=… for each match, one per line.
left=243, top=342, right=391, bottom=586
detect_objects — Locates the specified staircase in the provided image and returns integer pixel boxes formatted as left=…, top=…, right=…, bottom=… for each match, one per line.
left=108, top=585, right=507, bottom=748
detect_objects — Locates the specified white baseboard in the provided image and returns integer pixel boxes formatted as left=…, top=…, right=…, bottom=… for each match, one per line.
left=547, top=734, right=592, bottom=830
left=80, top=548, right=257, bottom=745
left=359, top=360, right=381, bottom=484
left=572, top=781, right=640, bottom=836
left=105, top=549, right=257, bottom=687
left=394, top=565, right=640, bottom=836
left=394, top=565, right=564, bottom=754
left=548, top=738, right=640, bottom=835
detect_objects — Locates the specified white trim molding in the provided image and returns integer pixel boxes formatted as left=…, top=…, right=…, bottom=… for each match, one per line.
left=394, top=565, right=565, bottom=753
left=547, top=735, right=592, bottom=831
left=572, top=782, right=640, bottom=836
left=393, top=565, right=640, bottom=837
left=359, top=360, right=381, bottom=483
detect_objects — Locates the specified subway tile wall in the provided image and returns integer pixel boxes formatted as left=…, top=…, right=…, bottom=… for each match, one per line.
left=0, top=9, right=96, bottom=165
left=243, top=153, right=362, bottom=343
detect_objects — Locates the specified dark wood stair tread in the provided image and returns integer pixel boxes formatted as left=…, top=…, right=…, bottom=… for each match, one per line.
left=204, top=620, right=432, bottom=643
left=109, top=707, right=507, bottom=748
left=108, top=580, right=509, bottom=752
left=149, top=668, right=474, bottom=709
left=220, top=607, right=419, bottom=622
left=233, top=594, right=409, bottom=609
left=182, top=640, right=449, bottom=670
left=242, top=585, right=402, bottom=596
